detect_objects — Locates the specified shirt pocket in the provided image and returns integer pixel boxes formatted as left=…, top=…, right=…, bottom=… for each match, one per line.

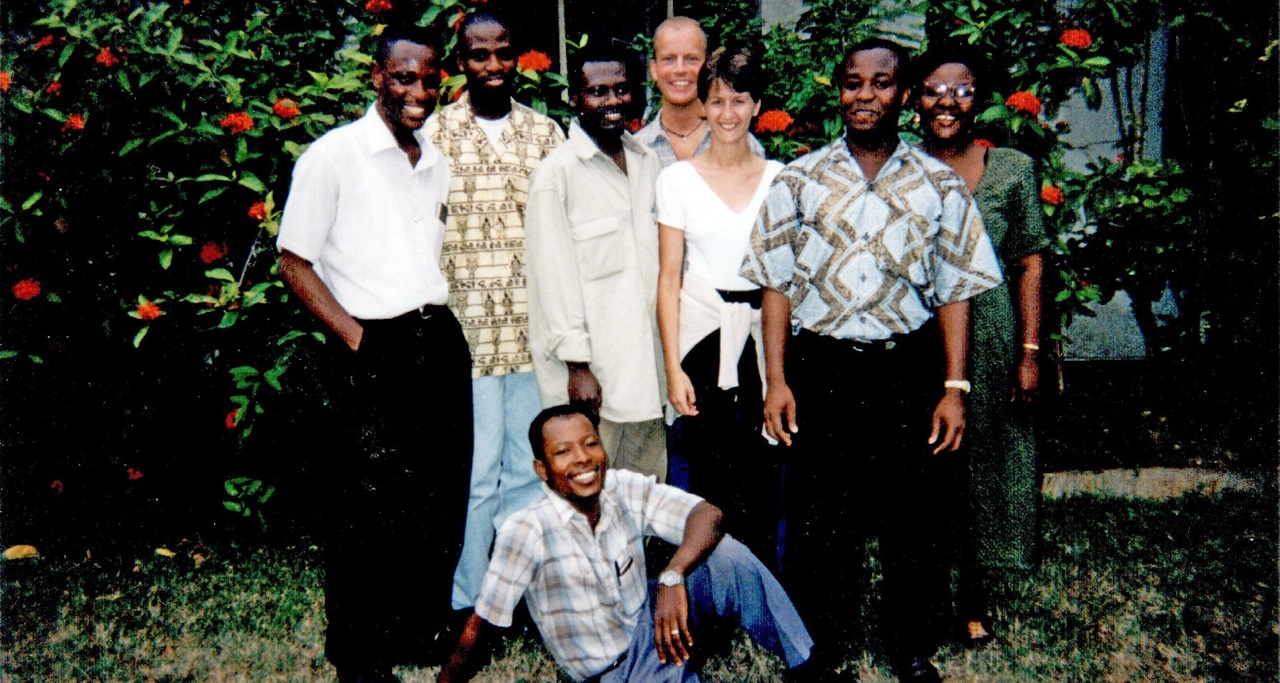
left=569, top=215, right=626, bottom=282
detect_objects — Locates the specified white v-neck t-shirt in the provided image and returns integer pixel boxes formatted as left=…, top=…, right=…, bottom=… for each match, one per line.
left=656, top=159, right=784, bottom=292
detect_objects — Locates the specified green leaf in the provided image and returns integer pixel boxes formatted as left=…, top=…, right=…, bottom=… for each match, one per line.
left=205, top=268, right=235, bottom=281
left=224, top=479, right=241, bottom=496
left=237, top=173, right=266, bottom=193
left=229, top=366, right=260, bottom=381
left=57, top=44, right=75, bottom=69
left=0, top=350, right=18, bottom=360
left=137, top=229, right=163, bottom=240
left=264, top=364, right=285, bottom=391
left=168, top=234, right=193, bottom=246
left=258, top=486, right=276, bottom=503
left=21, top=192, right=43, bottom=211
left=119, top=138, right=144, bottom=156
left=194, top=173, right=232, bottom=183
left=218, top=310, right=240, bottom=328
left=11, top=98, right=33, bottom=114
left=133, top=326, right=149, bottom=348
left=223, top=501, right=244, bottom=513
left=45, top=293, right=61, bottom=303
left=198, top=187, right=228, bottom=204
left=159, top=249, right=173, bottom=270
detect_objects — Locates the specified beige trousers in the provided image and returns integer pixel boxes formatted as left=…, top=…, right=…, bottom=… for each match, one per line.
left=598, top=417, right=667, bottom=482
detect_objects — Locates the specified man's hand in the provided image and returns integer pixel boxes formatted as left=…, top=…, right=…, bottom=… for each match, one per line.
left=1012, top=352, right=1039, bottom=404
left=763, top=381, right=798, bottom=446
left=668, top=369, right=698, bottom=416
left=653, top=584, right=692, bottom=667
left=566, top=362, right=602, bottom=413
left=928, top=390, right=965, bottom=454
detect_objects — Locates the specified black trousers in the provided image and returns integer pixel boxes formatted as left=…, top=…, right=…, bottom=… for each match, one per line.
left=322, top=306, right=473, bottom=670
left=778, top=325, right=952, bottom=662
left=673, top=330, right=783, bottom=572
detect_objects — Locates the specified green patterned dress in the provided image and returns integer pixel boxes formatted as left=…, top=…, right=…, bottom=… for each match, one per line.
left=967, top=147, right=1050, bottom=569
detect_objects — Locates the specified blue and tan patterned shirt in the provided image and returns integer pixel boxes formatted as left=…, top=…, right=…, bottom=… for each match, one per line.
left=740, top=137, right=1003, bottom=340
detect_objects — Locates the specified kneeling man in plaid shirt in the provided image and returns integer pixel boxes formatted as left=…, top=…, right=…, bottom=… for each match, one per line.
left=437, top=404, right=815, bottom=683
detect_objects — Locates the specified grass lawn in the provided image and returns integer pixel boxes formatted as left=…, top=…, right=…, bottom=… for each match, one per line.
left=2, top=490, right=1275, bottom=682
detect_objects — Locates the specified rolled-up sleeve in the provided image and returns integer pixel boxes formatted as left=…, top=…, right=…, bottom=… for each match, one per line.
left=740, top=173, right=802, bottom=295
left=526, top=165, right=592, bottom=363
left=474, top=514, right=542, bottom=628
left=931, top=183, right=1003, bottom=306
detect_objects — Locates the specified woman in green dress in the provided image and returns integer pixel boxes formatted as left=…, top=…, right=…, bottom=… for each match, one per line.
left=913, top=45, right=1049, bottom=646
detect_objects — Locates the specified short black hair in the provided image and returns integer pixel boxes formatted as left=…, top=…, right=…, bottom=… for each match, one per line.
left=528, top=404, right=601, bottom=462
left=910, top=42, right=988, bottom=93
left=375, top=24, right=444, bottom=67
left=568, top=42, right=642, bottom=96
left=840, top=37, right=911, bottom=81
left=697, top=43, right=761, bottom=102
left=457, top=9, right=516, bottom=49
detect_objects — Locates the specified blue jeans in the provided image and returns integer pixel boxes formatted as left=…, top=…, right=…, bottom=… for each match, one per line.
left=596, top=536, right=813, bottom=683
left=451, top=371, right=544, bottom=609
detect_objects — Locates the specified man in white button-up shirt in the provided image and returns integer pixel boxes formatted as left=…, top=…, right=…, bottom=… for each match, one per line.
left=276, top=25, right=472, bottom=683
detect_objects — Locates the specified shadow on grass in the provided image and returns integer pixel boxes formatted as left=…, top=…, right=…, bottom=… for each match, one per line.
left=2, top=491, right=1275, bottom=682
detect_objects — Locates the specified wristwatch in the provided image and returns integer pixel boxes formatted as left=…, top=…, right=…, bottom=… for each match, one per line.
left=658, top=570, right=684, bottom=587
left=943, top=379, right=972, bottom=394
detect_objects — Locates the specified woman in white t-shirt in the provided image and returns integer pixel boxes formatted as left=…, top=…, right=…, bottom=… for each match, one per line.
left=655, top=44, right=784, bottom=568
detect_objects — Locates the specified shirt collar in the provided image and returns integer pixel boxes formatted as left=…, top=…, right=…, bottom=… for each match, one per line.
left=567, top=120, right=644, bottom=162
left=358, top=103, right=443, bottom=169
left=540, top=471, right=618, bottom=531
left=834, top=133, right=911, bottom=180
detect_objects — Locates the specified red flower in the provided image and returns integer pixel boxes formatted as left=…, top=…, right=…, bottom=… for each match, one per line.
left=199, top=242, right=228, bottom=264
left=1060, top=29, right=1094, bottom=50
left=126, top=467, right=144, bottom=481
left=225, top=408, right=240, bottom=429
left=273, top=97, right=301, bottom=119
left=0, top=72, right=11, bottom=92
left=61, top=113, right=85, bottom=133
left=50, top=479, right=65, bottom=494
left=218, top=111, right=254, bottom=134
left=248, top=201, right=268, bottom=222
left=46, top=80, right=62, bottom=96
left=1040, top=185, right=1065, bottom=206
left=517, top=50, right=552, bottom=73
left=451, top=9, right=466, bottom=31
left=794, top=143, right=812, bottom=156
left=96, top=46, right=120, bottom=67
left=754, top=109, right=794, bottom=135
left=33, top=34, right=54, bottom=51
left=12, top=278, right=41, bottom=301
left=137, top=301, right=162, bottom=321
left=365, top=0, right=392, bottom=11
left=1005, top=91, right=1042, bottom=117
left=624, top=118, right=644, bottom=133
left=974, top=138, right=996, bottom=149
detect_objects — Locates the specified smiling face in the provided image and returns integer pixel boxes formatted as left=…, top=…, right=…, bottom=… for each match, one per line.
left=839, top=47, right=908, bottom=137
left=917, top=62, right=977, bottom=144
left=534, top=413, right=608, bottom=515
left=649, top=23, right=706, bottom=108
left=372, top=39, right=441, bottom=136
left=572, top=60, right=635, bottom=141
left=704, top=78, right=759, bottom=147
left=459, top=19, right=516, bottom=113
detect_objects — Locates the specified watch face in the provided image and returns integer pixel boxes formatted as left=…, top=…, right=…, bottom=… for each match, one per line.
left=659, top=570, right=682, bottom=586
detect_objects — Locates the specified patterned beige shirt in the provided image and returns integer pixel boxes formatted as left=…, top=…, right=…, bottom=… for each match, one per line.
left=424, top=94, right=566, bottom=377
left=741, top=137, right=1003, bottom=340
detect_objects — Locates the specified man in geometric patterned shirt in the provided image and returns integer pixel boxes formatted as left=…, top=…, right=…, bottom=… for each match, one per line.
left=740, top=38, right=1003, bottom=683
left=423, top=9, right=566, bottom=612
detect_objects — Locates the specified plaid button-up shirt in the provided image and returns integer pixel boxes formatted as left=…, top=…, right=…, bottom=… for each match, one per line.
left=474, top=469, right=702, bottom=681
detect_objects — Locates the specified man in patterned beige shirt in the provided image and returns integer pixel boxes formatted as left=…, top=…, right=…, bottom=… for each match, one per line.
left=740, top=39, right=1003, bottom=683
left=423, top=9, right=565, bottom=612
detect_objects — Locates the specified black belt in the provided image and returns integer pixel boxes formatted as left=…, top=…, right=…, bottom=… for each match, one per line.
left=717, top=288, right=763, bottom=309
left=795, top=327, right=900, bottom=352
left=357, top=304, right=450, bottom=327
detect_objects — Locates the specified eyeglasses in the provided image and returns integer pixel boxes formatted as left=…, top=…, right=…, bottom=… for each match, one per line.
left=582, top=83, right=633, bottom=99
left=919, top=82, right=977, bottom=100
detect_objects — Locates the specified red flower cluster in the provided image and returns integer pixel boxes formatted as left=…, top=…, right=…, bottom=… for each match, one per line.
left=199, top=241, right=228, bottom=264
left=96, top=46, right=120, bottom=67
left=974, top=138, right=996, bottom=149
left=219, top=111, right=254, bottom=134
left=126, top=467, right=145, bottom=481
left=50, top=479, right=65, bottom=494
left=33, top=34, right=54, bottom=51
left=518, top=50, right=552, bottom=73
left=46, top=80, right=62, bottom=96
left=225, top=408, right=240, bottom=429
left=12, top=278, right=41, bottom=301
left=365, top=0, right=392, bottom=11
left=1060, top=29, right=1093, bottom=50
left=1005, top=91, right=1042, bottom=117
left=1040, top=185, right=1065, bottom=206
left=137, top=301, right=162, bottom=321
left=273, top=98, right=301, bottom=119
left=248, top=201, right=268, bottom=222
left=451, top=9, right=466, bottom=31
left=754, top=109, right=793, bottom=135
left=0, top=71, right=11, bottom=92
left=62, top=113, right=85, bottom=133
left=624, top=118, right=644, bottom=133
